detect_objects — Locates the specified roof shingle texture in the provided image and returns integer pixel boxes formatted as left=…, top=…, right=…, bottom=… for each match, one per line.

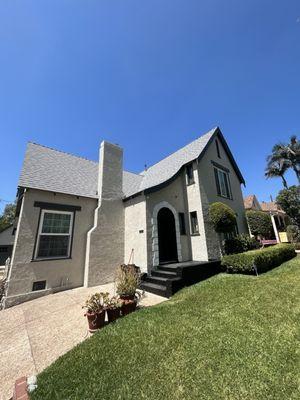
left=19, top=127, right=217, bottom=199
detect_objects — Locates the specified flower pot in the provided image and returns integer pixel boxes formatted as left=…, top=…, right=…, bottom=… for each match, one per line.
left=120, top=294, right=135, bottom=301
left=121, top=299, right=137, bottom=315
left=107, top=307, right=121, bottom=323
left=85, top=311, right=105, bottom=332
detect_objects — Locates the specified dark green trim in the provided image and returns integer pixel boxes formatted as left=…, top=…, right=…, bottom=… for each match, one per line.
left=34, top=202, right=81, bottom=212
left=211, top=161, right=230, bottom=173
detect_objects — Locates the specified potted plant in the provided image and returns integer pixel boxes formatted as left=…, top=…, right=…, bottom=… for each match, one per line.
left=115, top=264, right=142, bottom=315
left=105, top=296, right=123, bottom=323
left=83, top=292, right=107, bottom=333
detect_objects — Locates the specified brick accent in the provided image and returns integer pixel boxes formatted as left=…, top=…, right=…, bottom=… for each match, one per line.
left=13, top=376, right=29, bottom=400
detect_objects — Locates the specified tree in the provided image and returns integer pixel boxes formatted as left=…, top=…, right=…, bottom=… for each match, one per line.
left=209, top=202, right=237, bottom=233
left=276, top=186, right=300, bottom=227
left=265, top=160, right=289, bottom=189
left=266, top=136, right=300, bottom=184
left=246, top=210, right=273, bottom=239
left=0, top=203, right=16, bottom=232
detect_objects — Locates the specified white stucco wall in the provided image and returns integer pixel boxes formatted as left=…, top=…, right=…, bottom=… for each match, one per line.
left=124, top=196, right=148, bottom=272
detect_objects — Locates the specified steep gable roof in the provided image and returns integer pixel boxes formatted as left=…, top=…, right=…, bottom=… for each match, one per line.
left=19, top=127, right=245, bottom=200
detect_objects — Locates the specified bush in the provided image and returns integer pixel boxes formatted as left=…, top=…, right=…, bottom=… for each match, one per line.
left=209, top=202, right=237, bottom=233
left=294, top=243, right=300, bottom=250
left=224, top=234, right=260, bottom=255
left=286, top=225, right=300, bottom=243
left=246, top=210, right=273, bottom=238
left=221, top=244, right=296, bottom=274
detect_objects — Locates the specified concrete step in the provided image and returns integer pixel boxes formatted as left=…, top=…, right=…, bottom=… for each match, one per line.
left=140, top=281, right=168, bottom=297
left=152, top=270, right=178, bottom=278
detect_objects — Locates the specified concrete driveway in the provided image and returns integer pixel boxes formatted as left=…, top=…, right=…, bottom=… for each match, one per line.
left=0, top=284, right=165, bottom=400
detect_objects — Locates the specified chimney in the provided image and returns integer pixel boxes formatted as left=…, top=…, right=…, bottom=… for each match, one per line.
left=98, top=141, right=123, bottom=201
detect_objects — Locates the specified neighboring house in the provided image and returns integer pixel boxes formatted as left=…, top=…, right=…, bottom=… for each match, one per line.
left=244, top=195, right=289, bottom=243
left=3, top=127, right=248, bottom=307
left=0, top=225, right=15, bottom=266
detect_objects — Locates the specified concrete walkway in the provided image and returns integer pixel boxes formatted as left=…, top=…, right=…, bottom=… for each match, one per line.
left=0, top=284, right=165, bottom=400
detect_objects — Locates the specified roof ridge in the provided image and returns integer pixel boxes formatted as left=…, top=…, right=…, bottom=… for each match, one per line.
left=28, top=141, right=98, bottom=165
left=139, top=127, right=218, bottom=173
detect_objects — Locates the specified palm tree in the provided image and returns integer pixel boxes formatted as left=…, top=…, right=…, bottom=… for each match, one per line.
left=265, top=160, right=289, bottom=189
left=267, top=135, right=300, bottom=184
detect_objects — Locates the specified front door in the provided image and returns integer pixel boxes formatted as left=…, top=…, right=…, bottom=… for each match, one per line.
left=157, top=207, right=178, bottom=264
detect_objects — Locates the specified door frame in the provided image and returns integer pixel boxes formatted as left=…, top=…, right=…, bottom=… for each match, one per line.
left=151, top=201, right=182, bottom=267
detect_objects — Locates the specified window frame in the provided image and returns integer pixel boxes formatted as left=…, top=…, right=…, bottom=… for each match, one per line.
left=178, top=212, right=186, bottom=235
left=186, top=163, right=195, bottom=185
left=214, top=167, right=232, bottom=200
left=34, top=209, right=74, bottom=260
left=190, top=211, right=199, bottom=235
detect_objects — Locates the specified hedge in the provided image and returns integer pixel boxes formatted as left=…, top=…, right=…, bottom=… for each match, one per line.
left=221, top=244, right=296, bottom=274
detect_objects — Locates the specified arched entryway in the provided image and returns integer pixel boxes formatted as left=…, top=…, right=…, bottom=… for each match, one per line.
left=157, top=207, right=178, bottom=264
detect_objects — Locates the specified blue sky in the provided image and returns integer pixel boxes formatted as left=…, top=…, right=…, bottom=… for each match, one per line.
left=0, top=0, right=299, bottom=212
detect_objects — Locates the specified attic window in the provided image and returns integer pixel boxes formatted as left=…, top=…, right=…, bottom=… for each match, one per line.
left=216, top=140, right=221, bottom=158
left=186, top=164, right=194, bottom=185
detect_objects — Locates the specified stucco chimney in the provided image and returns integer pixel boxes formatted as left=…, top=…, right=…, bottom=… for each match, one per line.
left=84, top=140, right=124, bottom=287
left=98, top=141, right=123, bottom=201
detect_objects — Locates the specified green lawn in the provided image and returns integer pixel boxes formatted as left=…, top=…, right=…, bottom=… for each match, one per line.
left=31, top=257, right=300, bottom=400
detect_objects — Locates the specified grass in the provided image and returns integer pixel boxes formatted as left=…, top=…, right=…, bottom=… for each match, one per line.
left=31, top=258, right=300, bottom=400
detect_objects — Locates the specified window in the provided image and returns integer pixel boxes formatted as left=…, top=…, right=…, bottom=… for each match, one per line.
left=214, top=167, right=232, bottom=199
left=0, top=247, right=8, bottom=253
left=32, top=280, right=46, bottom=291
left=186, top=163, right=194, bottom=185
left=179, top=213, right=186, bottom=235
left=190, top=211, right=199, bottom=235
left=35, top=210, right=73, bottom=259
left=216, top=140, right=221, bottom=158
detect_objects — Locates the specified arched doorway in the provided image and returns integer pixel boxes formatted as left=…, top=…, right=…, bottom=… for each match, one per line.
left=157, top=207, right=178, bottom=264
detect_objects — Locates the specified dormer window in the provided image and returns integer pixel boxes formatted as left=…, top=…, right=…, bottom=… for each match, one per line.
left=186, top=163, right=194, bottom=185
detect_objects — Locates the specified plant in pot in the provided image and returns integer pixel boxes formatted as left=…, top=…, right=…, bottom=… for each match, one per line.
left=115, top=264, right=142, bottom=315
left=83, top=292, right=108, bottom=333
left=105, top=296, right=123, bottom=323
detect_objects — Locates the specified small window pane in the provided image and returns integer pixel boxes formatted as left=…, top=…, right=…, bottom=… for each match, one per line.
left=37, top=235, right=69, bottom=258
left=32, top=280, right=46, bottom=291
left=190, top=211, right=199, bottom=234
left=186, top=164, right=194, bottom=185
left=42, top=213, right=71, bottom=234
left=179, top=213, right=186, bottom=235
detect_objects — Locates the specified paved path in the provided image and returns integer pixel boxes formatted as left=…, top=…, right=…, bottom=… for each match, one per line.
left=0, top=284, right=165, bottom=400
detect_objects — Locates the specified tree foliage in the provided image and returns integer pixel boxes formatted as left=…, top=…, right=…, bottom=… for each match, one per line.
left=0, top=203, right=16, bottom=232
left=209, top=202, right=237, bottom=234
left=266, top=135, right=300, bottom=186
left=276, top=186, right=300, bottom=227
left=246, top=210, right=273, bottom=238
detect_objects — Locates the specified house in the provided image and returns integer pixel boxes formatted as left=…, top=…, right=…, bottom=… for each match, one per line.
left=0, top=225, right=15, bottom=266
left=243, top=195, right=289, bottom=243
left=2, top=127, right=248, bottom=308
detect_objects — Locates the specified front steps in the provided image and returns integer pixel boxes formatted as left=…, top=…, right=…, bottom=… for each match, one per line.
left=140, top=260, right=221, bottom=298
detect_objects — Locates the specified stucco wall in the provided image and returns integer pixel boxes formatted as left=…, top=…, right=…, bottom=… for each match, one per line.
left=5, top=188, right=96, bottom=305
left=124, top=196, right=148, bottom=272
left=198, top=137, right=248, bottom=259
left=84, top=142, right=125, bottom=287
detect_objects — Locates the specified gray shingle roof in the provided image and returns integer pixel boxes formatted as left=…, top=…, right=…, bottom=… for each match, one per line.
left=19, top=127, right=243, bottom=200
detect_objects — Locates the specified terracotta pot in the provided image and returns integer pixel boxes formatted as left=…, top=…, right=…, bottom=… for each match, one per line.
left=85, top=311, right=105, bottom=332
left=120, top=294, right=135, bottom=301
left=107, top=307, right=121, bottom=323
left=121, top=299, right=137, bottom=315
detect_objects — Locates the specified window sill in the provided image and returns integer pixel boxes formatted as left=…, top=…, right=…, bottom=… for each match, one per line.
left=186, top=181, right=195, bottom=187
left=217, top=194, right=233, bottom=201
left=31, top=257, right=72, bottom=262
left=190, top=233, right=200, bottom=236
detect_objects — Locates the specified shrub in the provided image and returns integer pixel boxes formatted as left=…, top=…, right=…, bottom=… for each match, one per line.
left=115, top=264, right=140, bottom=296
left=221, top=244, right=296, bottom=274
left=286, top=225, right=300, bottom=243
left=209, top=202, right=237, bottom=233
left=246, top=210, right=273, bottom=238
left=294, top=243, right=300, bottom=250
left=224, top=234, right=260, bottom=255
